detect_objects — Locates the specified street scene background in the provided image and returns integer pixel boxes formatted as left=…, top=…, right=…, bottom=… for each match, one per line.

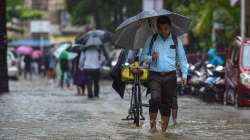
left=1, top=0, right=250, bottom=139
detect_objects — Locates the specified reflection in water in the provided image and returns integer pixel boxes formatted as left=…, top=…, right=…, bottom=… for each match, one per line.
left=0, top=78, right=250, bottom=139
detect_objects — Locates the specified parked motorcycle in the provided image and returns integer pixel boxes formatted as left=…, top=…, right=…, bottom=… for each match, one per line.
left=200, top=65, right=225, bottom=102
left=179, top=62, right=206, bottom=97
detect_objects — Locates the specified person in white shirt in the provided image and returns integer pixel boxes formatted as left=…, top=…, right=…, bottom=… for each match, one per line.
left=78, top=46, right=105, bottom=98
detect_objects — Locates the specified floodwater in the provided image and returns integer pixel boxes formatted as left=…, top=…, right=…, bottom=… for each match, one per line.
left=0, top=77, right=250, bottom=140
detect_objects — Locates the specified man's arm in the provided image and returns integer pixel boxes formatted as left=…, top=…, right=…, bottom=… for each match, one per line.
left=140, top=36, right=153, bottom=63
left=177, top=38, right=188, bottom=79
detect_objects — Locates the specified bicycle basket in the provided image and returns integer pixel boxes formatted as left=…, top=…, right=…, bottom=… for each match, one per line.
left=121, top=61, right=148, bottom=82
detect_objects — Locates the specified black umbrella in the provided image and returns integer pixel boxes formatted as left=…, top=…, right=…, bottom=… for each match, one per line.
left=113, top=9, right=191, bottom=50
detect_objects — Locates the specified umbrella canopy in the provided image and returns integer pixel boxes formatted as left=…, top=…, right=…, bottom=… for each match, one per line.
left=59, top=51, right=68, bottom=60
left=67, top=30, right=111, bottom=53
left=85, top=36, right=103, bottom=46
left=16, top=46, right=33, bottom=55
left=113, top=9, right=191, bottom=50
left=59, top=51, right=77, bottom=60
left=53, top=43, right=71, bottom=58
left=32, top=50, right=43, bottom=59
left=76, top=30, right=111, bottom=46
left=67, top=40, right=102, bottom=53
left=66, top=44, right=84, bottom=52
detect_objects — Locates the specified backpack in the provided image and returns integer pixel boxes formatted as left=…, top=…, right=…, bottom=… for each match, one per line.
left=78, top=47, right=104, bottom=70
left=60, top=59, right=69, bottom=70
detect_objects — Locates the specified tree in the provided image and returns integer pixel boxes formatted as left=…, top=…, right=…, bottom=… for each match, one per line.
left=65, top=0, right=141, bottom=31
left=6, top=0, right=46, bottom=41
left=0, top=0, right=9, bottom=93
left=7, top=0, right=46, bottom=22
left=165, top=0, right=240, bottom=49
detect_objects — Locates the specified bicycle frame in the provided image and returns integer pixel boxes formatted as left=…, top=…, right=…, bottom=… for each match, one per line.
left=122, top=67, right=145, bottom=126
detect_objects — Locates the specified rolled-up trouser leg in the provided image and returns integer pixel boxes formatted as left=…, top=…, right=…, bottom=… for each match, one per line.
left=159, top=103, right=171, bottom=117
left=148, top=74, right=161, bottom=114
left=161, top=74, right=177, bottom=117
left=172, top=88, right=178, bottom=125
left=172, top=88, right=178, bottom=110
left=149, top=99, right=159, bottom=114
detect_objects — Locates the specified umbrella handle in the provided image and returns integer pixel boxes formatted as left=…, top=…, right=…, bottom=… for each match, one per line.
left=148, top=19, right=153, bottom=28
left=147, top=19, right=157, bottom=33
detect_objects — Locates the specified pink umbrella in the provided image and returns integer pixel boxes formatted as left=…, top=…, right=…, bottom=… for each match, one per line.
left=16, top=46, right=33, bottom=55
left=32, top=50, right=43, bottom=58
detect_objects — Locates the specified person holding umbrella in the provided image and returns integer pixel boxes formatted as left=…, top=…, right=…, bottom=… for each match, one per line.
left=59, top=51, right=71, bottom=89
left=72, top=51, right=86, bottom=96
left=67, top=44, right=87, bottom=96
left=141, top=16, right=188, bottom=133
left=73, top=30, right=108, bottom=98
left=23, top=54, right=33, bottom=80
left=15, top=46, right=33, bottom=80
left=58, top=50, right=77, bottom=89
left=53, top=43, right=77, bottom=89
left=113, top=9, right=190, bottom=133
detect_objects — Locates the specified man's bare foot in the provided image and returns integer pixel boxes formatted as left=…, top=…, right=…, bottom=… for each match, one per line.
left=149, top=127, right=159, bottom=133
left=75, top=93, right=81, bottom=96
left=173, top=119, right=177, bottom=128
left=173, top=122, right=177, bottom=128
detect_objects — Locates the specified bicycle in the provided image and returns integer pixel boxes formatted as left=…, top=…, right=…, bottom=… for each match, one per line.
left=121, top=63, right=148, bottom=127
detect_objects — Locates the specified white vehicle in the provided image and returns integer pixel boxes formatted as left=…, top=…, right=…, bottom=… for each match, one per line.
left=7, top=50, right=19, bottom=80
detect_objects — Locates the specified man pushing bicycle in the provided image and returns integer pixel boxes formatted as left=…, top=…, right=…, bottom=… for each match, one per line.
left=141, top=16, right=188, bottom=133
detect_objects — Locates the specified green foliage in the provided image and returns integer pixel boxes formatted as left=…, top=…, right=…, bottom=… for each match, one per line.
left=192, top=2, right=214, bottom=35
left=66, top=0, right=141, bottom=31
left=165, top=0, right=240, bottom=48
left=6, top=0, right=46, bottom=21
left=20, top=9, right=46, bottom=20
left=65, top=0, right=240, bottom=48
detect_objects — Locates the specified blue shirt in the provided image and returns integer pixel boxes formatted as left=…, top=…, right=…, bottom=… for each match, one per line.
left=207, top=48, right=224, bottom=67
left=141, top=33, right=188, bottom=79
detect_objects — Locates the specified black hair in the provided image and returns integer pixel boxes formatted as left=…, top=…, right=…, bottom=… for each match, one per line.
left=157, top=16, right=171, bottom=27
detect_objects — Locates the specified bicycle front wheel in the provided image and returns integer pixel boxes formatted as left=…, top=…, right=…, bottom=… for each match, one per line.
left=134, top=85, right=140, bottom=127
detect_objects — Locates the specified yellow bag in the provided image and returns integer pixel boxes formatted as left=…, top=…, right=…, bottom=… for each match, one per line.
left=121, top=61, right=148, bottom=82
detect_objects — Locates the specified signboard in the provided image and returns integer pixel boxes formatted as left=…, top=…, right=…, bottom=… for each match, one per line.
left=30, top=20, right=50, bottom=33
left=143, top=0, right=163, bottom=11
left=50, top=35, right=76, bottom=44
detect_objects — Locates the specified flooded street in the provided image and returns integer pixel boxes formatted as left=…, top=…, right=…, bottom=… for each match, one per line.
left=1, top=78, right=250, bottom=140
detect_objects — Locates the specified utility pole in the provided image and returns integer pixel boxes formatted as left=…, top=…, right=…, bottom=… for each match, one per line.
left=143, top=0, right=163, bottom=11
left=241, top=0, right=245, bottom=40
left=0, top=0, right=9, bottom=93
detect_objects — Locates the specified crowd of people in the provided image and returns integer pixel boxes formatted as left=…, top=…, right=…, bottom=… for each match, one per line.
left=18, top=43, right=107, bottom=99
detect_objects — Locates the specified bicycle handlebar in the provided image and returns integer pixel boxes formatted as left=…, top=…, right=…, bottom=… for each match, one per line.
left=121, top=64, right=148, bottom=69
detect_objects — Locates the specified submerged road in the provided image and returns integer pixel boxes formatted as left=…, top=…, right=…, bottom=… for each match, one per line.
left=0, top=77, right=250, bottom=140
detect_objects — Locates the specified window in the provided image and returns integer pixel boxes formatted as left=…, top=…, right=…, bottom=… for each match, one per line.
left=32, top=0, right=48, bottom=10
left=242, top=45, right=250, bottom=67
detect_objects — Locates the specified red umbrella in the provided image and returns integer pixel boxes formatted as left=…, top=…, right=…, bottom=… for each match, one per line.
left=16, top=46, right=33, bottom=55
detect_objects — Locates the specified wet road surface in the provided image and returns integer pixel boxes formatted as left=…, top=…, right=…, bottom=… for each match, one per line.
left=1, top=77, right=250, bottom=140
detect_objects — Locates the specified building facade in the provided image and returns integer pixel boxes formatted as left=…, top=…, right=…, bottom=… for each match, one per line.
left=9, top=0, right=87, bottom=46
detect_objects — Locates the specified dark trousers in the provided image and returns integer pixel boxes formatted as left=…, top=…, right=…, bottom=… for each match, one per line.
left=60, top=69, right=71, bottom=88
left=148, top=71, right=177, bottom=117
left=85, top=69, right=100, bottom=97
left=24, top=67, right=32, bottom=80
